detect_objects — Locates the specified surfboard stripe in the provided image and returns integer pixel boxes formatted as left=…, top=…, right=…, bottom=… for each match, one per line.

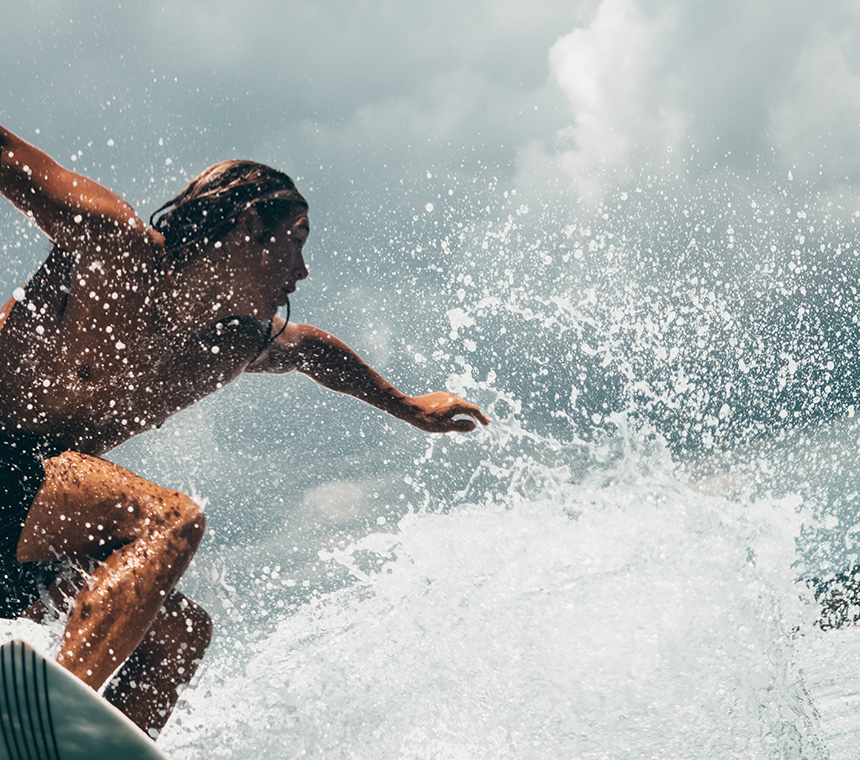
left=0, top=642, right=26, bottom=760
left=1, top=644, right=21, bottom=760
left=15, top=645, right=35, bottom=760
left=25, top=643, right=57, bottom=760
left=22, top=647, right=46, bottom=760
left=40, top=653, right=60, bottom=760
left=9, top=644, right=32, bottom=760
left=0, top=641, right=62, bottom=760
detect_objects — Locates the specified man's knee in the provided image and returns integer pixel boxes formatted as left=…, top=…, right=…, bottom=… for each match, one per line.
left=163, top=492, right=206, bottom=552
left=21, top=451, right=207, bottom=563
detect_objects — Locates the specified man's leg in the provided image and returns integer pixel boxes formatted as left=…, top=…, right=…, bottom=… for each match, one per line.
left=16, top=451, right=208, bottom=712
left=103, top=589, right=212, bottom=737
left=23, top=580, right=212, bottom=737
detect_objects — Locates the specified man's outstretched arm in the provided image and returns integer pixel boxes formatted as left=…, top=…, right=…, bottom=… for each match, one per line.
left=0, top=124, right=146, bottom=252
left=246, top=319, right=490, bottom=433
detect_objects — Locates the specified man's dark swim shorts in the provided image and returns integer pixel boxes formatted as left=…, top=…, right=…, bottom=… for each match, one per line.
left=0, top=427, right=63, bottom=618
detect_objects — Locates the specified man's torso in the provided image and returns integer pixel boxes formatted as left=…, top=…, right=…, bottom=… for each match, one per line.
left=0, top=237, right=272, bottom=455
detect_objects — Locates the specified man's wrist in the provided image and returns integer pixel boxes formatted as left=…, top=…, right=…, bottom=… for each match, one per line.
left=381, top=388, right=413, bottom=420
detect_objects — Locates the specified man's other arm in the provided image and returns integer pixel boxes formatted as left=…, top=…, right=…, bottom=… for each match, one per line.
left=246, top=319, right=490, bottom=433
left=0, top=124, right=146, bottom=253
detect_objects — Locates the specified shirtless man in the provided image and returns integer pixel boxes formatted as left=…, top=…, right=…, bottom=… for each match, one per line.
left=0, top=123, right=489, bottom=737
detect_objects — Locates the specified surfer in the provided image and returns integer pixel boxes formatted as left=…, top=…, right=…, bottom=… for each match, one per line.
left=0, top=124, right=490, bottom=737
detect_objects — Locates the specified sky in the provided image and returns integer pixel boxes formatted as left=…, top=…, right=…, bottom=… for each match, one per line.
left=3, top=0, right=860, bottom=537
left=0, top=0, right=585, bottom=351
left=547, top=0, right=860, bottom=202
left=5, top=5, right=860, bottom=747
left=1, top=1, right=582, bottom=210
left=3, top=0, right=857, bottom=212
left=3, top=0, right=860, bottom=249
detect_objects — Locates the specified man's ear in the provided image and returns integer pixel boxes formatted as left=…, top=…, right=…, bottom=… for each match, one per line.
left=239, top=207, right=267, bottom=244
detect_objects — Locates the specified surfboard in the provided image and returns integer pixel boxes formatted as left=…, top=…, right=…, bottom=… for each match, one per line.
left=0, top=639, right=169, bottom=760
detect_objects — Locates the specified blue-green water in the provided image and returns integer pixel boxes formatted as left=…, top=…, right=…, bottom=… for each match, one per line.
left=3, top=167, right=860, bottom=758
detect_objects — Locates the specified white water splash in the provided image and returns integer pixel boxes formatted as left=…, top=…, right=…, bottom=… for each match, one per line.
left=162, top=425, right=822, bottom=759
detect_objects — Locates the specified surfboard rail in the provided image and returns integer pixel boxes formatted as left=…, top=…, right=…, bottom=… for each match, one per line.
left=0, top=639, right=170, bottom=760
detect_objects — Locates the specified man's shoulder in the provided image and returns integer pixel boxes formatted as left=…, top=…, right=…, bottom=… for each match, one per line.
left=186, top=315, right=272, bottom=360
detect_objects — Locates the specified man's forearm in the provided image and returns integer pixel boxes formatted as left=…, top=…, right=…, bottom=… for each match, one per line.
left=253, top=322, right=489, bottom=433
left=0, top=124, right=17, bottom=160
left=0, top=125, right=56, bottom=190
left=293, top=329, right=414, bottom=419
left=0, top=125, right=77, bottom=234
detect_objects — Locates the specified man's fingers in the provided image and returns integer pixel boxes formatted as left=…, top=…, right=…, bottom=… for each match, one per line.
left=449, top=404, right=490, bottom=427
left=418, top=393, right=490, bottom=432
left=451, top=417, right=477, bottom=432
left=473, top=409, right=491, bottom=426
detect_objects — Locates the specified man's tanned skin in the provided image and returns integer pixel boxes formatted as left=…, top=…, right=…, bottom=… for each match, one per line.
left=0, top=124, right=489, bottom=736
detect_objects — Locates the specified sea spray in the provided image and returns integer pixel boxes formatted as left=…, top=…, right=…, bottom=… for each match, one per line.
left=163, top=417, right=824, bottom=759
left=1, top=156, right=856, bottom=758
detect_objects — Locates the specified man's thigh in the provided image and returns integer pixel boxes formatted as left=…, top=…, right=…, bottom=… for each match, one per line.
left=17, top=451, right=197, bottom=564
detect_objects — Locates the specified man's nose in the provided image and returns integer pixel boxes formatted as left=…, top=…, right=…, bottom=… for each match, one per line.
left=293, top=254, right=308, bottom=280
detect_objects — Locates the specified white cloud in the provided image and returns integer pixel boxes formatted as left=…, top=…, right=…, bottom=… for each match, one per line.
left=547, top=0, right=860, bottom=200
left=549, top=0, right=680, bottom=198
left=1, top=1, right=591, bottom=213
left=770, top=14, right=860, bottom=181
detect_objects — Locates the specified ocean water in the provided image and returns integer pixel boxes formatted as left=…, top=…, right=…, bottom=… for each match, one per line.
left=3, top=164, right=860, bottom=758
left=160, top=420, right=827, bottom=759
left=4, top=414, right=856, bottom=759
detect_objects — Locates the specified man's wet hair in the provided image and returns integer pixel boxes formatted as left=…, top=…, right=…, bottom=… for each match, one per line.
left=150, top=160, right=308, bottom=269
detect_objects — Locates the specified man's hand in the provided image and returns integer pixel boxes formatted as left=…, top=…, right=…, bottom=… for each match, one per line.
left=402, top=391, right=491, bottom=433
